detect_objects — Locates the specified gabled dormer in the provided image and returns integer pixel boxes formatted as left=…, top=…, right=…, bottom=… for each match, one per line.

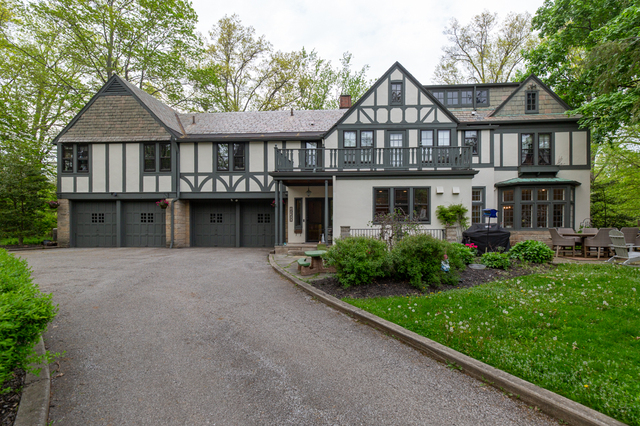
left=490, top=75, right=571, bottom=118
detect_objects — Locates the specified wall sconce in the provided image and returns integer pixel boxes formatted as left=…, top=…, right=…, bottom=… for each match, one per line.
left=306, top=187, right=312, bottom=197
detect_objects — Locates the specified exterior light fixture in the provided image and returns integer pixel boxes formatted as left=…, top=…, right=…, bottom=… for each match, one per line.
left=306, top=187, right=312, bottom=197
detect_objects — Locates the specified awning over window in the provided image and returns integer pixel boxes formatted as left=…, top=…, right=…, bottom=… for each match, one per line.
left=495, top=177, right=581, bottom=187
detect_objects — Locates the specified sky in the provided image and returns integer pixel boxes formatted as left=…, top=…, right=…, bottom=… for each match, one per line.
left=190, top=0, right=545, bottom=85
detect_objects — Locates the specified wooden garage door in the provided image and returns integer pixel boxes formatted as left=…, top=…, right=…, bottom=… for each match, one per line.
left=123, top=201, right=166, bottom=247
left=192, top=201, right=236, bottom=247
left=241, top=201, right=275, bottom=247
left=73, top=201, right=117, bottom=247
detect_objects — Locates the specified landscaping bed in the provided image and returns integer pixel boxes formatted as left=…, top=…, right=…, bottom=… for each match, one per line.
left=0, top=370, right=24, bottom=426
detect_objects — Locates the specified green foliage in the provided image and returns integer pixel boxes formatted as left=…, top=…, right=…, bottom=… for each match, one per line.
left=0, top=236, right=46, bottom=246
left=370, top=210, right=422, bottom=250
left=346, top=264, right=640, bottom=425
left=0, top=249, right=57, bottom=390
left=481, top=251, right=511, bottom=269
left=434, top=10, right=538, bottom=84
left=508, top=240, right=555, bottom=264
left=525, top=0, right=639, bottom=141
left=449, top=242, right=476, bottom=265
left=391, top=234, right=461, bottom=289
left=435, top=204, right=469, bottom=228
left=322, top=237, right=389, bottom=288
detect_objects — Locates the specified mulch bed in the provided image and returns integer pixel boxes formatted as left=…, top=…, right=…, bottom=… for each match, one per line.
left=310, top=262, right=554, bottom=299
left=0, top=369, right=25, bottom=426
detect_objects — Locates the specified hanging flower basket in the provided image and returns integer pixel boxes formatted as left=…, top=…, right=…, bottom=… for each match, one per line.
left=47, top=201, right=60, bottom=209
left=156, top=199, right=170, bottom=209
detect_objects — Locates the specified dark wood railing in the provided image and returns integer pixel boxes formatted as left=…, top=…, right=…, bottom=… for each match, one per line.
left=274, top=146, right=472, bottom=172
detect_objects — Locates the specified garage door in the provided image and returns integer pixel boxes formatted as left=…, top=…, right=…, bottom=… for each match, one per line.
left=123, top=201, right=166, bottom=247
left=73, top=201, right=117, bottom=247
left=241, top=201, right=275, bottom=247
left=192, top=201, right=236, bottom=247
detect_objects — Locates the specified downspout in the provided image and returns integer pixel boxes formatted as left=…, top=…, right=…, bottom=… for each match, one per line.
left=170, top=140, right=181, bottom=249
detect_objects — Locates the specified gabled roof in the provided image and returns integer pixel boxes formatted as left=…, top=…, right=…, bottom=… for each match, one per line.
left=326, top=62, right=460, bottom=133
left=489, top=74, right=572, bottom=117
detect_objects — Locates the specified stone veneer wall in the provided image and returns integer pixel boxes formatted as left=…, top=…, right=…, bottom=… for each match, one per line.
left=57, top=199, right=70, bottom=247
left=509, top=230, right=552, bottom=247
left=165, top=199, right=191, bottom=248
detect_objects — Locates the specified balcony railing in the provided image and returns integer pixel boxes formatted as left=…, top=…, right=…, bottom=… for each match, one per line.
left=274, top=146, right=472, bottom=172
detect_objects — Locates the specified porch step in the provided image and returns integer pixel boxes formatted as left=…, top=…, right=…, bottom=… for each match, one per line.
left=275, top=243, right=322, bottom=256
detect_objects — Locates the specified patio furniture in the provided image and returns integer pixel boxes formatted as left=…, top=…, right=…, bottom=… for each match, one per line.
left=608, top=230, right=640, bottom=265
left=304, top=250, right=336, bottom=274
left=582, top=228, right=598, bottom=234
left=557, top=227, right=577, bottom=236
left=549, top=228, right=577, bottom=257
left=561, top=231, right=597, bottom=257
left=620, top=227, right=640, bottom=248
left=584, top=228, right=616, bottom=259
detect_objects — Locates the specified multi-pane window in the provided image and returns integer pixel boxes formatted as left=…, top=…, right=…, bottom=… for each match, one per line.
left=500, top=187, right=572, bottom=230
left=209, top=213, right=223, bottom=223
left=461, top=90, right=473, bottom=105
left=391, top=82, right=403, bottom=104
left=144, top=143, right=171, bottom=172
left=62, top=144, right=89, bottom=173
left=464, top=130, right=478, bottom=155
left=343, top=131, right=373, bottom=164
left=438, top=130, right=450, bottom=146
left=344, top=131, right=357, bottom=147
left=257, top=213, right=270, bottom=224
left=294, top=198, right=302, bottom=232
left=476, top=90, right=488, bottom=105
left=389, top=133, right=404, bottom=167
left=361, top=131, right=373, bottom=163
left=374, top=187, right=430, bottom=222
left=526, top=91, right=538, bottom=113
left=432, top=91, right=444, bottom=103
left=140, top=213, right=154, bottom=223
left=472, top=188, right=484, bottom=224
left=521, top=133, right=552, bottom=166
left=91, top=213, right=105, bottom=223
left=217, top=143, right=245, bottom=171
left=446, top=91, right=459, bottom=105
left=304, top=142, right=318, bottom=167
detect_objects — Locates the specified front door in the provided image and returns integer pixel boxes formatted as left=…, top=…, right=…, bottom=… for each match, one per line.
left=306, top=199, right=323, bottom=242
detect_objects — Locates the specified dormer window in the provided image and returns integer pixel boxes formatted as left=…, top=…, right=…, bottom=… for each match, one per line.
left=526, top=90, right=538, bottom=113
left=476, top=90, right=488, bottom=105
left=391, top=82, right=403, bottom=105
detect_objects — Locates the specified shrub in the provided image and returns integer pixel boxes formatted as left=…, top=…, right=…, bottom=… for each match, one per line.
left=481, top=251, right=511, bottom=269
left=391, top=234, right=460, bottom=290
left=323, top=237, right=390, bottom=287
left=509, top=240, right=555, bottom=263
left=0, top=249, right=57, bottom=390
left=449, top=242, right=476, bottom=265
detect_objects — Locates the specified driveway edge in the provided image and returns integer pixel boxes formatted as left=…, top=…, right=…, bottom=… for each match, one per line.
left=14, top=336, right=50, bottom=426
left=269, top=254, right=624, bottom=426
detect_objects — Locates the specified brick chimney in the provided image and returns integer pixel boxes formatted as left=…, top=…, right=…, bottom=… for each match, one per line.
left=339, top=94, right=352, bottom=109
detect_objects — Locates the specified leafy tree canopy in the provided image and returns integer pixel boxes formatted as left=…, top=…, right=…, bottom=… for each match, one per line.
left=434, top=10, right=538, bottom=84
left=525, top=0, right=640, bottom=141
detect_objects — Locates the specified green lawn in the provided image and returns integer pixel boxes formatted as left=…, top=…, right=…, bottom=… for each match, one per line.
left=345, top=264, right=640, bottom=425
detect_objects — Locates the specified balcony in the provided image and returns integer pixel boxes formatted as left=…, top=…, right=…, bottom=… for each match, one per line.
left=274, top=146, right=472, bottom=172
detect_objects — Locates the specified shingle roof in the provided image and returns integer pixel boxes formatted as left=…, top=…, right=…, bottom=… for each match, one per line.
left=495, top=177, right=581, bottom=187
left=178, top=110, right=347, bottom=136
left=451, top=109, right=576, bottom=123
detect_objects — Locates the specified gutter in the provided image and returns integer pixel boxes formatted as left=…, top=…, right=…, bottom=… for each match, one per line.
left=170, top=140, right=181, bottom=249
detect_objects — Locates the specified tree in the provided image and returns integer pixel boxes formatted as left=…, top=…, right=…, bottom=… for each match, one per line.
left=31, top=0, right=204, bottom=104
left=524, top=0, right=639, bottom=141
left=434, top=10, right=538, bottom=84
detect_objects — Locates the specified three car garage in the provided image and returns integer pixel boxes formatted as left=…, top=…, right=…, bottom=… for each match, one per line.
left=70, top=199, right=274, bottom=248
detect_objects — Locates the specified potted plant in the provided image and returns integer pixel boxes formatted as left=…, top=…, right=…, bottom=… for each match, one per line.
left=156, top=199, right=170, bottom=209
left=47, top=201, right=60, bottom=209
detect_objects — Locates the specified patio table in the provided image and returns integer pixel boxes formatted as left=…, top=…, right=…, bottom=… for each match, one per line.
left=304, top=250, right=335, bottom=273
left=562, top=232, right=597, bottom=257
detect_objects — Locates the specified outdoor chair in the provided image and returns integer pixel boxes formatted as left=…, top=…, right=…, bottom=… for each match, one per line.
left=582, top=228, right=598, bottom=234
left=549, top=228, right=576, bottom=257
left=608, top=230, right=640, bottom=265
left=557, top=227, right=576, bottom=236
left=620, top=227, right=640, bottom=248
left=584, top=228, right=615, bottom=259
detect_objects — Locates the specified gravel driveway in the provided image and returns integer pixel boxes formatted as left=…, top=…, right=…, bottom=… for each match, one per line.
left=19, top=248, right=556, bottom=426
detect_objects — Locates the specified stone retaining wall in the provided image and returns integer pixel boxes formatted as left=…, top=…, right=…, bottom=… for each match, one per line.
left=56, top=199, right=70, bottom=248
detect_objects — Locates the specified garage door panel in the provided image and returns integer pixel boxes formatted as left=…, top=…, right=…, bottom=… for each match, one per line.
left=241, top=201, right=275, bottom=247
left=124, top=202, right=166, bottom=247
left=193, top=202, right=236, bottom=247
left=73, top=201, right=117, bottom=247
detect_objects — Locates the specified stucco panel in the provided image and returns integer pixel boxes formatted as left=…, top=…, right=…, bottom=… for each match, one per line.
left=555, top=132, right=570, bottom=165
left=92, top=144, right=106, bottom=192
left=572, top=131, right=588, bottom=165
left=502, top=134, right=518, bottom=166
left=125, top=143, right=139, bottom=192
left=198, top=143, right=213, bottom=173
left=180, top=143, right=195, bottom=173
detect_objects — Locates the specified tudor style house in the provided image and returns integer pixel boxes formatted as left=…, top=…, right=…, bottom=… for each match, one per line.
left=54, top=62, right=590, bottom=248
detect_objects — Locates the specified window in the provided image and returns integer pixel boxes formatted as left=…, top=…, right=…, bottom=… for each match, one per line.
left=217, top=143, right=245, bottom=171
left=432, top=91, right=444, bottom=103
left=344, top=131, right=356, bottom=147
left=476, top=90, right=488, bottom=105
left=438, top=130, right=450, bottom=146
left=91, top=213, right=104, bottom=223
left=374, top=187, right=430, bottom=222
left=209, top=213, right=223, bottom=223
left=304, top=142, right=318, bottom=167
left=526, top=91, right=538, bottom=113
left=257, top=213, right=270, bottom=224
left=391, top=82, right=403, bottom=105
left=389, top=132, right=404, bottom=167
left=461, top=90, right=473, bottom=106
left=343, top=131, right=373, bottom=164
left=464, top=130, right=478, bottom=155
left=420, top=130, right=433, bottom=147
left=499, top=186, right=573, bottom=230
left=140, top=213, right=154, bottom=223
left=294, top=198, right=302, bottom=232
left=62, top=144, right=89, bottom=173
left=446, top=91, right=459, bottom=106
left=521, top=133, right=553, bottom=166
left=472, top=188, right=484, bottom=224
left=143, top=143, right=171, bottom=172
